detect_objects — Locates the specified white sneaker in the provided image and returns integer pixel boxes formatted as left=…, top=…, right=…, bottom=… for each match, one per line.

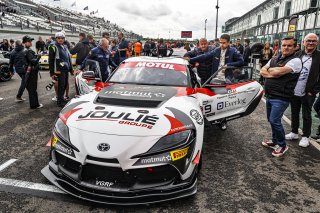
left=37, top=104, right=44, bottom=109
left=299, top=137, right=309, bottom=147
left=52, top=96, right=57, bottom=101
left=285, top=132, right=299, bottom=140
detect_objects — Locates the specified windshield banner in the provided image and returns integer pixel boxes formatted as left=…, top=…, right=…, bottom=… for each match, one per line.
left=119, top=62, right=186, bottom=72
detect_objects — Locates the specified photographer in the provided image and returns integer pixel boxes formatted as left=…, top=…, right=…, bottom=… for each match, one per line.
left=49, top=32, right=73, bottom=107
left=12, top=36, right=42, bottom=109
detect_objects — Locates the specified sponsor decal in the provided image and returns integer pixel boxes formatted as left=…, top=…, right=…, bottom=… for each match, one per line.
left=136, top=62, right=175, bottom=70
left=96, top=180, right=114, bottom=187
left=217, top=102, right=224, bottom=110
left=97, top=143, right=110, bottom=152
left=190, top=109, right=204, bottom=125
left=104, top=90, right=165, bottom=98
left=52, top=136, right=58, bottom=147
left=170, top=147, right=189, bottom=161
left=52, top=138, right=75, bottom=157
left=227, top=88, right=237, bottom=94
left=140, top=155, right=172, bottom=164
left=119, top=62, right=187, bottom=72
left=170, top=124, right=193, bottom=133
left=77, top=111, right=159, bottom=129
left=217, top=98, right=246, bottom=110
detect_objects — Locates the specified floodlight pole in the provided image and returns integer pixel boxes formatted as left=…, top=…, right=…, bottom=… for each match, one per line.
left=205, top=19, right=207, bottom=38
left=215, top=0, right=219, bottom=39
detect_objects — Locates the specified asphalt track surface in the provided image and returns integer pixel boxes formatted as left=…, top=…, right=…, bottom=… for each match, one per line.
left=0, top=72, right=320, bottom=213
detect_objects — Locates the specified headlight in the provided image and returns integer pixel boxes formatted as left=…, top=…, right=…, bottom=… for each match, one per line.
left=147, top=130, right=192, bottom=154
left=54, top=118, right=70, bottom=144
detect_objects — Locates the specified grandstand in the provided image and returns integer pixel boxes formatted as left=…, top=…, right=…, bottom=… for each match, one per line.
left=0, top=0, right=140, bottom=40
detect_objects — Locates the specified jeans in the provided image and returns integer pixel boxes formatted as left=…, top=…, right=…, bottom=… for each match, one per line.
left=17, top=73, right=26, bottom=98
left=266, top=98, right=290, bottom=147
left=290, top=95, right=316, bottom=137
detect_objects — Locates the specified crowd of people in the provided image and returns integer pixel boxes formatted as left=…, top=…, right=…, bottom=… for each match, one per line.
left=184, top=33, right=320, bottom=157
left=5, top=31, right=179, bottom=108
left=3, top=30, right=320, bottom=157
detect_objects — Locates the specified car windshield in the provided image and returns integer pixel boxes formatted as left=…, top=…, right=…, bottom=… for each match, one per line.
left=109, top=61, right=188, bottom=87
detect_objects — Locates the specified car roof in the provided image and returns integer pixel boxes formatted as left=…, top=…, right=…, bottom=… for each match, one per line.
left=124, top=56, right=188, bottom=66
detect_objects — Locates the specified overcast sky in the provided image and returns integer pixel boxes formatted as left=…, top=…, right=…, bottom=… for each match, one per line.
left=39, top=0, right=266, bottom=40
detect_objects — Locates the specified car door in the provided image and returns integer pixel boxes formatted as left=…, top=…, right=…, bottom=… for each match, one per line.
left=197, top=67, right=263, bottom=124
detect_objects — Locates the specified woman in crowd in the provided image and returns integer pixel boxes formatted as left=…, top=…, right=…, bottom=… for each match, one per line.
left=259, top=42, right=273, bottom=84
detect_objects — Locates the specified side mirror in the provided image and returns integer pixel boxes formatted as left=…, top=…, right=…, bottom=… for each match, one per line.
left=82, top=71, right=95, bottom=79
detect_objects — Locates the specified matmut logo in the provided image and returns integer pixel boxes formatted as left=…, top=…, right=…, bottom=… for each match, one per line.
left=170, top=147, right=189, bottom=161
left=136, top=62, right=175, bottom=70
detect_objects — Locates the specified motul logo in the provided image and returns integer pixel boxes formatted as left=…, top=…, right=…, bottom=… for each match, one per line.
left=136, top=62, right=175, bottom=70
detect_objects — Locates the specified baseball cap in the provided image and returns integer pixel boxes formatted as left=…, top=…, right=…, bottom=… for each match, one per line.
left=55, top=32, right=65, bottom=38
left=22, top=35, right=34, bottom=43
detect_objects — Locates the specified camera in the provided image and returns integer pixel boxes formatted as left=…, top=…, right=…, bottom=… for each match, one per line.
left=45, top=81, right=55, bottom=91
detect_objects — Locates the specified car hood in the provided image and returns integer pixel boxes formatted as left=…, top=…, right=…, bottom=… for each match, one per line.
left=60, top=85, right=199, bottom=137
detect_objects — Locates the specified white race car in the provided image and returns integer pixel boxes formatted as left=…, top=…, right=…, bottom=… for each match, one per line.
left=42, top=57, right=263, bottom=205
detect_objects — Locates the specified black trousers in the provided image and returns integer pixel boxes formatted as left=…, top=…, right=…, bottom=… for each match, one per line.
left=17, top=73, right=26, bottom=98
left=26, top=71, right=40, bottom=109
left=290, top=94, right=316, bottom=137
left=57, top=71, right=68, bottom=105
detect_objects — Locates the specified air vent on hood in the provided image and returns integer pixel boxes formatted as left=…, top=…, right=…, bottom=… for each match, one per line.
left=95, top=96, right=163, bottom=108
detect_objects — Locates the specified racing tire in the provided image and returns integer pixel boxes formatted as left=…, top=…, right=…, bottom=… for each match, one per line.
left=0, top=63, right=11, bottom=82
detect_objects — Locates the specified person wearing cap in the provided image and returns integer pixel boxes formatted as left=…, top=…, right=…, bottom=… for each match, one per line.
left=60, top=30, right=71, bottom=50
left=48, top=32, right=73, bottom=107
left=14, top=35, right=42, bottom=109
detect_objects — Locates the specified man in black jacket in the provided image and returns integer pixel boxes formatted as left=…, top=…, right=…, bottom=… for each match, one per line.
left=11, top=36, right=42, bottom=109
left=285, top=33, right=320, bottom=147
left=260, top=37, right=302, bottom=157
left=70, top=33, right=91, bottom=68
left=235, top=38, right=244, bottom=55
left=184, top=38, right=215, bottom=84
left=9, top=39, right=26, bottom=102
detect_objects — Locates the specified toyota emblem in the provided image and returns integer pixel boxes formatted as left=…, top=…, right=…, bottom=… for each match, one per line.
left=97, top=143, right=110, bottom=152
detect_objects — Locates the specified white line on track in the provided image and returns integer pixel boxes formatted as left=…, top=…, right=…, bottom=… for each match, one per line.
left=261, top=98, right=320, bottom=151
left=0, top=159, right=17, bottom=172
left=0, top=178, right=65, bottom=194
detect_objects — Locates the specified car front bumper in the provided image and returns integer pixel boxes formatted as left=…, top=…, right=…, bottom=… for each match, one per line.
left=41, top=160, right=197, bottom=205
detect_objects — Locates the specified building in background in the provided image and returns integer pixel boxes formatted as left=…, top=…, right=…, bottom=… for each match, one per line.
left=224, top=0, right=320, bottom=47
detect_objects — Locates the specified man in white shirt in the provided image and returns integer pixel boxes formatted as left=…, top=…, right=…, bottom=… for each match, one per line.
left=285, top=33, right=320, bottom=147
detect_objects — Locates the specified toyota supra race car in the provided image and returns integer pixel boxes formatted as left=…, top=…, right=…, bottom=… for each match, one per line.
left=42, top=57, right=263, bottom=205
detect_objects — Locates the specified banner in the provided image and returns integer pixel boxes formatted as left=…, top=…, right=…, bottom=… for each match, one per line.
left=181, top=31, right=192, bottom=38
left=288, top=15, right=298, bottom=37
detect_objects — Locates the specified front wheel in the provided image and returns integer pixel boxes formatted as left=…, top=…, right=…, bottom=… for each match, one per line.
left=0, top=63, right=11, bottom=82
